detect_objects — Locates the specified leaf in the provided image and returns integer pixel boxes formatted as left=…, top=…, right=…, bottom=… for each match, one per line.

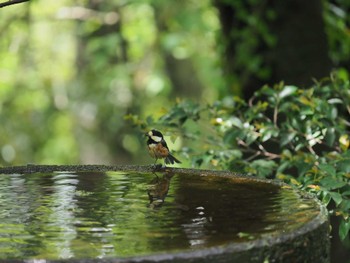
left=250, top=159, right=277, bottom=178
left=280, top=132, right=296, bottom=146
left=318, top=164, right=336, bottom=176
left=322, top=192, right=331, bottom=205
left=327, top=107, right=338, bottom=120
left=327, top=98, right=343, bottom=104
left=339, top=134, right=350, bottom=151
left=307, top=184, right=321, bottom=191
left=296, top=161, right=314, bottom=177
left=223, top=130, right=240, bottom=144
left=260, top=126, right=279, bottom=142
left=278, top=85, right=298, bottom=99
left=229, top=116, right=243, bottom=128
left=320, top=176, right=347, bottom=190
left=300, top=106, right=314, bottom=116
left=290, top=178, right=301, bottom=186
left=259, top=86, right=275, bottom=97
left=324, top=127, right=336, bottom=146
left=277, top=160, right=291, bottom=173
left=337, top=159, right=350, bottom=173
left=246, top=132, right=259, bottom=145
left=299, top=96, right=314, bottom=107
left=339, top=219, right=350, bottom=240
left=224, top=149, right=243, bottom=159
left=329, top=192, right=343, bottom=206
left=342, top=190, right=350, bottom=196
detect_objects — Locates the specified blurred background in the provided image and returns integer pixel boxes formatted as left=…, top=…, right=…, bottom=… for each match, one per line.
left=0, top=0, right=349, bottom=166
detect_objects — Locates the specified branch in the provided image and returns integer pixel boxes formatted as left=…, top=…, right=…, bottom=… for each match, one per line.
left=273, top=104, right=278, bottom=126
left=257, top=143, right=280, bottom=159
left=244, top=151, right=262, bottom=162
left=0, top=0, right=29, bottom=8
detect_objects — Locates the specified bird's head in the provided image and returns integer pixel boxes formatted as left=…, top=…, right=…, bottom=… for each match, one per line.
left=146, top=129, right=163, bottom=142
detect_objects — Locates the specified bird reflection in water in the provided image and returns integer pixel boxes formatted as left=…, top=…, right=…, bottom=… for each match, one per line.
left=147, top=172, right=174, bottom=209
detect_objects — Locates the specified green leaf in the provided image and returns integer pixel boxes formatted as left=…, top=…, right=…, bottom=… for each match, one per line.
left=278, top=85, right=298, bottom=99
left=300, top=106, right=314, bottom=116
left=339, top=219, right=350, bottom=240
left=320, top=176, right=347, bottom=190
left=230, top=116, right=243, bottom=128
left=327, top=107, right=338, bottom=120
left=246, top=131, right=259, bottom=145
left=259, top=86, right=275, bottom=97
left=276, top=160, right=291, bottom=173
left=329, top=192, right=343, bottom=206
left=224, top=149, right=243, bottom=159
left=318, top=164, right=336, bottom=176
left=250, top=159, right=277, bottom=177
left=321, top=192, right=331, bottom=205
left=223, top=130, right=240, bottom=144
left=340, top=199, right=350, bottom=211
left=297, top=162, right=314, bottom=177
left=260, top=126, right=279, bottom=142
left=324, top=127, right=336, bottom=146
left=342, top=190, right=350, bottom=196
left=327, top=98, right=343, bottom=104
left=337, top=159, right=350, bottom=173
left=280, top=132, right=296, bottom=146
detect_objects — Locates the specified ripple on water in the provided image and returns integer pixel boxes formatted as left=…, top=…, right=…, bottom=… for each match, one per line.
left=0, top=171, right=320, bottom=260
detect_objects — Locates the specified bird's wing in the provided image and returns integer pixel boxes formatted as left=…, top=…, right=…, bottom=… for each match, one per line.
left=161, top=139, right=169, bottom=150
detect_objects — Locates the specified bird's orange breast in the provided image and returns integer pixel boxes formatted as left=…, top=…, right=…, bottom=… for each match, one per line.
left=148, top=143, right=169, bottom=159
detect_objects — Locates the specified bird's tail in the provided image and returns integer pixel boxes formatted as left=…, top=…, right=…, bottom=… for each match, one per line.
left=165, top=154, right=181, bottom=164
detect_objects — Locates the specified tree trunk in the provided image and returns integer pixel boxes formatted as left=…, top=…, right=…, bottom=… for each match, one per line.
left=215, top=0, right=333, bottom=100
left=152, top=3, right=204, bottom=98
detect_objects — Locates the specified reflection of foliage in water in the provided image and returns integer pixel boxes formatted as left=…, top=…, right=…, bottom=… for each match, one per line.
left=0, top=171, right=323, bottom=260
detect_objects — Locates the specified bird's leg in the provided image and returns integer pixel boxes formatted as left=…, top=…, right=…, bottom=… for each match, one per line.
left=152, top=158, right=163, bottom=172
left=152, top=158, right=159, bottom=171
left=162, top=160, right=167, bottom=168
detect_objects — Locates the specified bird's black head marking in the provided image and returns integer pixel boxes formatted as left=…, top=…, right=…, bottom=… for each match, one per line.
left=150, top=129, right=163, bottom=138
left=147, top=129, right=164, bottom=143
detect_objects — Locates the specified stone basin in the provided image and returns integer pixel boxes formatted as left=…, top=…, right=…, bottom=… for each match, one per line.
left=0, top=165, right=329, bottom=262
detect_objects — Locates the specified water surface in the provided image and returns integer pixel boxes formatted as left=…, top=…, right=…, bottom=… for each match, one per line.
left=0, top=171, right=319, bottom=260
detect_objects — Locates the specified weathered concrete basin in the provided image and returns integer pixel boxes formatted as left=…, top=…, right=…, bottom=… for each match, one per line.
left=0, top=165, right=330, bottom=263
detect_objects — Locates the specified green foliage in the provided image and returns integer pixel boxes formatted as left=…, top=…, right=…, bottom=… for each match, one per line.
left=129, top=72, right=350, bottom=240
left=324, top=0, right=350, bottom=68
left=216, top=0, right=276, bottom=95
left=0, top=0, right=220, bottom=165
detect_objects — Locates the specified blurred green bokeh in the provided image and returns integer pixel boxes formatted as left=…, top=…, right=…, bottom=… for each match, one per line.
left=0, top=0, right=349, bottom=166
left=0, top=0, right=222, bottom=165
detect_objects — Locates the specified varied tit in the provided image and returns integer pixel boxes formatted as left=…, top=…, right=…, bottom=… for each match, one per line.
left=146, top=129, right=181, bottom=165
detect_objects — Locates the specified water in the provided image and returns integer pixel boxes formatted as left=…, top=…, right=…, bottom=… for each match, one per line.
left=0, top=171, right=319, bottom=260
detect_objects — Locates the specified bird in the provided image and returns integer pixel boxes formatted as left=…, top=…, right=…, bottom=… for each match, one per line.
left=146, top=129, right=181, bottom=165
